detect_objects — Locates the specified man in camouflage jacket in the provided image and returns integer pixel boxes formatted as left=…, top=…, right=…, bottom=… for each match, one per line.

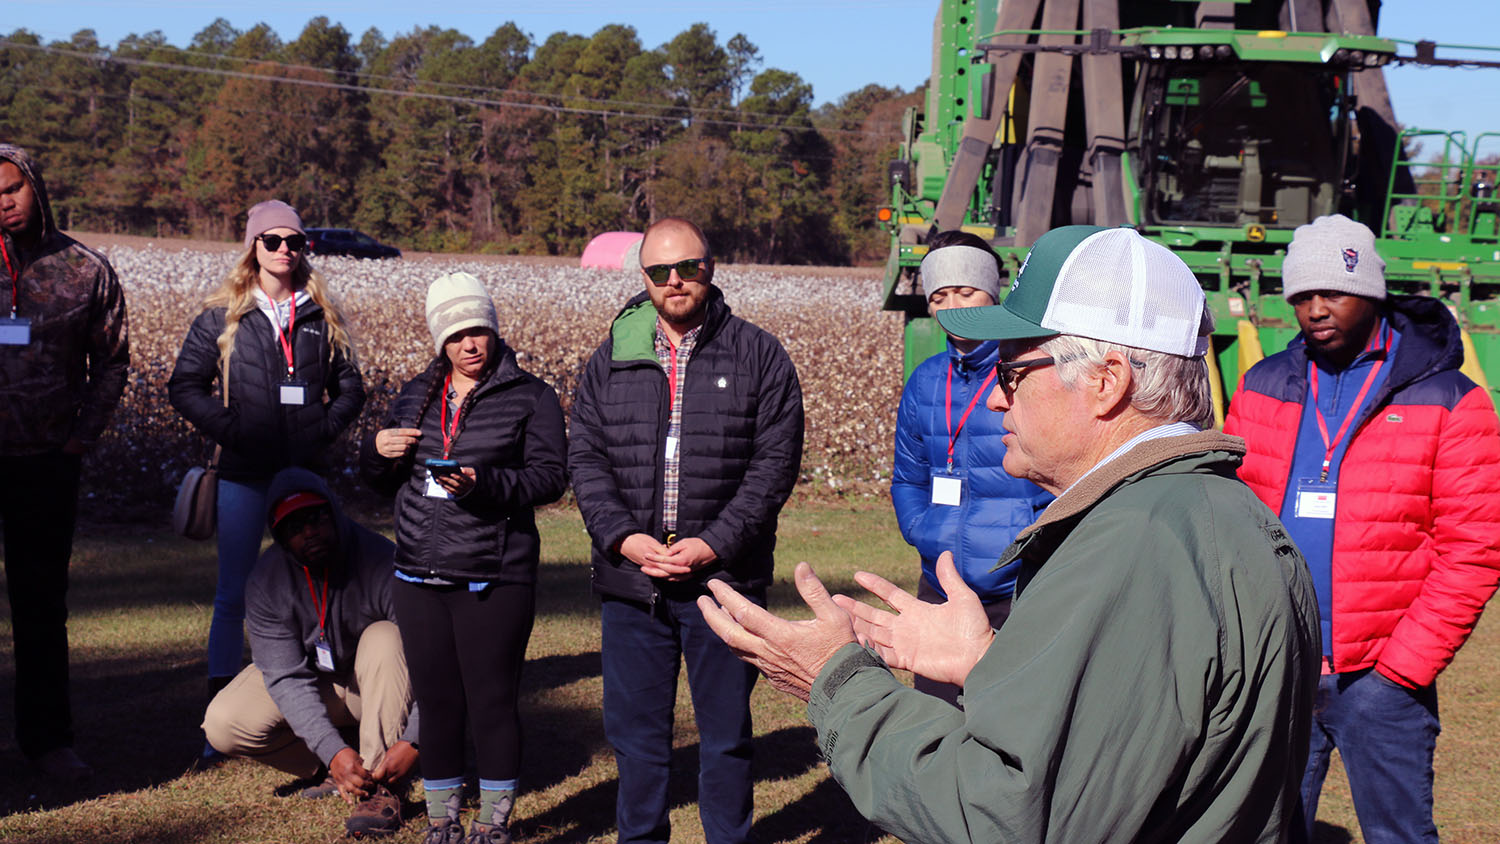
left=0, top=143, right=129, bottom=782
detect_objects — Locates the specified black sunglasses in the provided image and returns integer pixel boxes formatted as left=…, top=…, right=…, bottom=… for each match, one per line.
left=643, top=258, right=708, bottom=285
left=995, top=356, right=1060, bottom=392
left=258, top=233, right=307, bottom=253
left=995, top=354, right=1144, bottom=392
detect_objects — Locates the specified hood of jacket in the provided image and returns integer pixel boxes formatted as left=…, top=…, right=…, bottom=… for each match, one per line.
left=1285, top=293, right=1464, bottom=404
left=0, top=144, right=58, bottom=247
left=263, top=467, right=357, bottom=566
left=609, top=285, right=732, bottom=364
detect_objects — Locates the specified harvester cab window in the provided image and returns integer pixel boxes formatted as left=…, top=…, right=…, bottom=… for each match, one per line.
left=1139, top=64, right=1346, bottom=229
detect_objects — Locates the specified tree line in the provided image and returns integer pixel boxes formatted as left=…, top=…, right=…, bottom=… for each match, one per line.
left=0, top=19, right=920, bottom=264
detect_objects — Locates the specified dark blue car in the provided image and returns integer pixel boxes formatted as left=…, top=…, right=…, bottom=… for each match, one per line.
left=306, top=227, right=402, bottom=259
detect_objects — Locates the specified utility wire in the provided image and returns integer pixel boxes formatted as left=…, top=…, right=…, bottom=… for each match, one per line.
left=0, top=38, right=903, bottom=137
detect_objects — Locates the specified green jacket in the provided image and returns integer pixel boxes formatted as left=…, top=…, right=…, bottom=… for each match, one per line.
left=808, top=432, right=1319, bottom=844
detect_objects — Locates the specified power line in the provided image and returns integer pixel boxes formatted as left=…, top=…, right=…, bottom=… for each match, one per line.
left=0, top=38, right=903, bottom=138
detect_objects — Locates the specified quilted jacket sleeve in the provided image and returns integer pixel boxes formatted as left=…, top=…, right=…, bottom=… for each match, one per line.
left=569, top=343, right=645, bottom=554
left=1376, top=385, right=1500, bottom=687
left=891, top=374, right=934, bottom=553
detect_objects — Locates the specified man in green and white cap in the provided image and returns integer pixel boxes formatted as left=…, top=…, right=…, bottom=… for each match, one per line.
left=698, top=225, right=1321, bottom=843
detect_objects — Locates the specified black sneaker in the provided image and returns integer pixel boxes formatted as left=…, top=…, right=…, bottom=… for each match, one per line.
left=345, top=784, right=402, bottom=838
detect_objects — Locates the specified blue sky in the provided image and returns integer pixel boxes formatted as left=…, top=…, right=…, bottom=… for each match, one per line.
left=7, top=1, right=1499, bottom=159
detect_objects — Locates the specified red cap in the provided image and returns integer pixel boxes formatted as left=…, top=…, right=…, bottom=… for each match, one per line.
left=270, top=491, right=329, bottom=529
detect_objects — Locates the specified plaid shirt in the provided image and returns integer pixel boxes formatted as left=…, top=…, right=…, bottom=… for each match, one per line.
left=655, top=320, right=702, bottom=533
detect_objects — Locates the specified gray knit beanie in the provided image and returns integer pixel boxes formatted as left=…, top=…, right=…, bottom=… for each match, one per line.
left=243, top=200, right=305, bottom=249
left=426, top=272, right=499, bottom=352
left=918, top=245, right=1004, bottom=303
left=1281, top=214, right=1386, bottom=302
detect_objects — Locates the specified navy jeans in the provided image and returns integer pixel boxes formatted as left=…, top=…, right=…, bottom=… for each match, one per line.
left=600, top=590, right=761, bottom=844
left=1297, top=668, right=1440, bottom=844
left=209, top=477, right=270, bottom=679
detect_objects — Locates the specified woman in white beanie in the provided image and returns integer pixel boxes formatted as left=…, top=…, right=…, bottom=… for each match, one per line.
left=360, top=272, right=567, bottom=844
left=890, top=231, right=1053, bottom=706
left=168, top=199, right=364, bottom=761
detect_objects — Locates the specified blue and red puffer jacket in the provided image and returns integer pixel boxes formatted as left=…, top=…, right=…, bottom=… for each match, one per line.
left=1224, top=295, right=1500, bottom=687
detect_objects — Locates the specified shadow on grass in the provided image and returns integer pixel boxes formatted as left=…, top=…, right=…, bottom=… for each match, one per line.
left=1313, top=821, right=1355, bottom=843
left=0, top=804, right=240, bottom=844
left=520, top=725, right=872, bottom=844
left=753, top=776, right=883, bottom=844
left=0, top=651, right=210, bottom=818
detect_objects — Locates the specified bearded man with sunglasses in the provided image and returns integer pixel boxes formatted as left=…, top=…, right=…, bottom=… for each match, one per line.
left=569, top=217, right=803, bottom=844
left=698, top=226, right=1321, bottom=844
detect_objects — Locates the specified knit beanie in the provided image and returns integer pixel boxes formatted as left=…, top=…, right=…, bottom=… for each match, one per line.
left=919, top=245, right=1004, bottom=303
left=426, top=272, right=499, bottom=352
left=1281, top=214, right=1386, bottom=302
left=243, top=200, right=305, bottom=249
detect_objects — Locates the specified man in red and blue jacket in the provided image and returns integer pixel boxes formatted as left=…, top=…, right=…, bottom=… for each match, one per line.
left=1224, top=214, right=1500, bottom=844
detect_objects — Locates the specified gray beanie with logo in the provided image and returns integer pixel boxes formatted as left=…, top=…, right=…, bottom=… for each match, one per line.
left=1281, top=214, right=1386, bottom=302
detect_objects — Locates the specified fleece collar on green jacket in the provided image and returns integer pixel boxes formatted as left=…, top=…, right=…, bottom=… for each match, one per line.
left=998, top=431, right=1246, bottom=568
left=609, top=286, right=730, bottom=364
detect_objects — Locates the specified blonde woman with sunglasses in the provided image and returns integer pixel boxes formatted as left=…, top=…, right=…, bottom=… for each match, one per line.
left=168, top=200, right=365, bottom=765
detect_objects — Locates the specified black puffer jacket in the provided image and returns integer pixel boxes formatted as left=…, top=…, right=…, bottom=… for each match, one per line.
left=569, top=286, right=804, bottom=603
left=168, top=300, right=365, bottom=481
left=359, top=343, right=567, bottom=583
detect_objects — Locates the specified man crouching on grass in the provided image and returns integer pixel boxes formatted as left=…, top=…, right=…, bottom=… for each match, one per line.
left=203, top=467, right=418, bottom=839
left=699, top=226, right=1322, bottom=843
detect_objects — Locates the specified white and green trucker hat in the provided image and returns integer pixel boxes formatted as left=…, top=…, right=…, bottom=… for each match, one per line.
left=936, top=225, right=1211, bottom=357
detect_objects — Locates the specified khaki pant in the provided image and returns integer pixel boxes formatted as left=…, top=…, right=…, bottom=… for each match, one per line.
left=202, top=620, right=412, bottom=777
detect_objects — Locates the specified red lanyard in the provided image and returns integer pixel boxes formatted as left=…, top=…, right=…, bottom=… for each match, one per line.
left=945, top=362, right=998, bottom=471
left=0, top=237, right=17, bottom=316
left=301, top=566, right=329, bottom=636
left=666, top=339, right=681, bottom=408
left=440, top=373, right=463, bottom=458
left=270, top=295, right=297, bottom=377
left=1308, top=327, right=1390, bottom=482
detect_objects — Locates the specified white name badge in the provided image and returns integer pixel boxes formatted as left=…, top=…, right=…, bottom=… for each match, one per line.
left=1294, top=478, right=1337, bottom=520
left=0, top=316, right=31, bottom=345
left=932, top=473, right=963, bottom=507
left=279, top=381, right=307, bottom=405
left=314, top=638, right=336, bottom=672
left=665, top=435, right=679, bottom=459
left=424, top=474, right=454, bottom=500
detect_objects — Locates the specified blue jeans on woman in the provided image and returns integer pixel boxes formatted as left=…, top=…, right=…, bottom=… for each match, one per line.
left=209, top=477, right=270, bottom=679
left=1296, top=667, right=1441, bottom=844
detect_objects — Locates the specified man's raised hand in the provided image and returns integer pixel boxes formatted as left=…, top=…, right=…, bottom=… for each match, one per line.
left=697, top=562, right=857, bottom=702
left=833, top=551, right=995, bottom=688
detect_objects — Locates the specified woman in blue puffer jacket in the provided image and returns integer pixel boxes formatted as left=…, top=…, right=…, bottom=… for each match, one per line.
left=891, top=231, right=1052, bottom=704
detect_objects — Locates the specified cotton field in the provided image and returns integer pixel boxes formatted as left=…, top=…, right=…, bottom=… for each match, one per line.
left=89, top=245, right=908, bottom=517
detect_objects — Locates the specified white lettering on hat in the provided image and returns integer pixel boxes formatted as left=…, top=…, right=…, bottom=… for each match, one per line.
left=1012, top=251, right=1030, bottom=291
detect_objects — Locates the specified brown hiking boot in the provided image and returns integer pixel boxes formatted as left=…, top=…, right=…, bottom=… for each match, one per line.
left=345, top=784, right=402, bottom=838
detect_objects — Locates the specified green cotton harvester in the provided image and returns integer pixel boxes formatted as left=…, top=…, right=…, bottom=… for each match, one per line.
left=881, top=0, right=1500, bottom=423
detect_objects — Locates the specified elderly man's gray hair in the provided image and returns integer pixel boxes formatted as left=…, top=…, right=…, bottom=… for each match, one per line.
left=1040, top=335, right=1215, bottom=430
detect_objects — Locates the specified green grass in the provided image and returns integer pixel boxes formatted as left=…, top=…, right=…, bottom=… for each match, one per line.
left=0, top=501, right=1496, bottom=843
